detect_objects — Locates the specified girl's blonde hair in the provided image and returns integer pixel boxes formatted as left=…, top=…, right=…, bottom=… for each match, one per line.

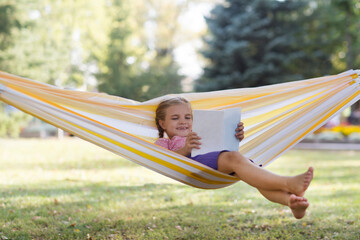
left=155, top=97, right=191, bottom=138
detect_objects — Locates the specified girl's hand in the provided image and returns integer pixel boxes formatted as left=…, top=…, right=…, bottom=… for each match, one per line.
left=175, top=132, right=201, bottom=156
left=235, top=122, right=245, bottom=142
left=185, top=132, right=201, bottom=151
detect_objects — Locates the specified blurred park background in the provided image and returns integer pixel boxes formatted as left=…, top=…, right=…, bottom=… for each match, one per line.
left=1, top=0, right=360, bottom=139
left=1, top=1, right=360, bottom=239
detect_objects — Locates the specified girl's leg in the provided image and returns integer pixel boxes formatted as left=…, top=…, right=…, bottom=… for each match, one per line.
left=257, top=189, right=290, bottom=206
left=258, top=189, right=309, bottom=219
left=217, top=151, right=313, bottom=196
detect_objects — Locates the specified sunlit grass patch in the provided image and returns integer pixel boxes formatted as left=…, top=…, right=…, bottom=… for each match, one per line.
left=0, top=138, right=359, bottom=239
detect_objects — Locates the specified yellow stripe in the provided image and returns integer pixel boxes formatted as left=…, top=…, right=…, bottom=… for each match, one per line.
left=13, top=84, right=238, bottom=181
left=2, top=69, right=359, bottom=184
left=2, top=95, right=237, bottom=189
left=242, top=82, right=352, bottom=162
left=244, top=90, right=326, bottom=133
left=6, top=84, right=238, bottom=184
left=67, top=120, right=237, bottom=185
left=262, top=88, right=360, bottom=166
left=3, top=100, right=235, bottom=189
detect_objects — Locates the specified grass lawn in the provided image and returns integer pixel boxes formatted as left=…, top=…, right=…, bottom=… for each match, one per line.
left=0, top=138, right=359, bottom=240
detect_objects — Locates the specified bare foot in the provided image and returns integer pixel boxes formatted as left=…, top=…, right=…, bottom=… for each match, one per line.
left=287, top=167, right=314, bottom=196
left=288, top=194, right=309, bottom=219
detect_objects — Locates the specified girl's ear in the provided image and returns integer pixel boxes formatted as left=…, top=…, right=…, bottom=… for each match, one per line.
left=159, top=120, right=166, bottom=130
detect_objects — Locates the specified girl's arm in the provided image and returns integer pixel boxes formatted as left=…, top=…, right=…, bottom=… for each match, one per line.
left=175, top=132, right=201, bottom=156
left=235, top=122, right=245, bottom=142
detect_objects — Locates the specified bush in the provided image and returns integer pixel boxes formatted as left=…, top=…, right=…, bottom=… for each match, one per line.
left=0, top=108, right=32, bottom=138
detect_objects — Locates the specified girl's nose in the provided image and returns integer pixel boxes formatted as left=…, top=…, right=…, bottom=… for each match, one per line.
left=179, top=118, right=186, bottom=124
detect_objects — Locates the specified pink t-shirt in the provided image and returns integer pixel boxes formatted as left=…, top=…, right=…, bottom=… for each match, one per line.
left=154, top=136, right=186, bottom=151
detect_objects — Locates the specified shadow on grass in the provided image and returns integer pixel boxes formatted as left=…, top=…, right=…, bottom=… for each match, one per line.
left=0, top=182, right=187, bottom=199
left=1, top=180, right=359, bottom=240
left=3, top=157, right=140, bottom=171
left=1, top=193, right=359, bottom=240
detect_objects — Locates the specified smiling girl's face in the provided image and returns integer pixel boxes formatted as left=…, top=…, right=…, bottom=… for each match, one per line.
left=159, top=103, right=192, bottom=139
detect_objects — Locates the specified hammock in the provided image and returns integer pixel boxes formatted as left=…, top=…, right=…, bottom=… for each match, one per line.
left=0, top=70, right=359, bottom=189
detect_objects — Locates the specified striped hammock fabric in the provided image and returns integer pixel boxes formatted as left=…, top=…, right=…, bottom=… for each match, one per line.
left=0, top=70, right=359, bottom=189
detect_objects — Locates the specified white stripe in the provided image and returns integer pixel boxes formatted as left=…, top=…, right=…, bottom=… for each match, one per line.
left=1, top=70, right=359, bottom=188
left=254, top=85, right=360, bottom=165
left=3, top=89, right=237, bottom=186
left=66, top=107, right=158, bottom=138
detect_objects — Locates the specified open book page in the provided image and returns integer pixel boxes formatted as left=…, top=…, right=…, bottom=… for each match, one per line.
left=191, top=108, right=241, bottom=156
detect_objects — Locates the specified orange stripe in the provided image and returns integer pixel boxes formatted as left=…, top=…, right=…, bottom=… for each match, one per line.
left=263, top=88, right=360, bottom=166
left=1, top=98, right=234, bottom=189
left=6, top=84, right=238, bottom=182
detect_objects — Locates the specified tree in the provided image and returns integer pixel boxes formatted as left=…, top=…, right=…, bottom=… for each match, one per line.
left=97, top=0, right=194, bottom=101
left=0, top=3, right=31, bottom=138
left=196, top=0, right=335, bottom=91
left=0, top=0, right=111, bottom=136
left=0, top=0, right=111, bottom=89
left=96, top=0, right=148, bottom=100
left=0, top=3, right=18, bottom=48
left=329, top=0, right=360, bottom=71
left=0, top=3, right=19, bottom=70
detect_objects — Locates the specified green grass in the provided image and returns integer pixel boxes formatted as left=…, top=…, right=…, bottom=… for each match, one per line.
left=0, top=138, right=359, bottom=240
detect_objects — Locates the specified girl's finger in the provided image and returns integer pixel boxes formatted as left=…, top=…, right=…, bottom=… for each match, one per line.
left=190, top=140, right=201, bottom=145
left=236, top=126, right=244, bottom=131
left=189, top=135, right=201, bottom=141
left=190, top=143, right=201, bottom=149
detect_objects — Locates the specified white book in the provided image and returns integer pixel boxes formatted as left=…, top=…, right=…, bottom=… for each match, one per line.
left=191, top=108, right=241, bottom=156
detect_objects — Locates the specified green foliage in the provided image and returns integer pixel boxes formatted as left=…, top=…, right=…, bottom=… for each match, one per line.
left=0, top=3, right=19, bottom=48
left=132, top=59, right=183, bottom=101
left=0, top=104, right=32, bottom=138
left=196, top=0, right=352, bottom=91
left=0, top=0, right=187, bottom=101
left=328, top=0, right=360, bottom=70
left=0, top=1, right=112, bottom=89
left=2, top=0, right=358, bottom=102
left=97, top=0, right=184, bottom=101
left=0, top=0, right=194, bottom=138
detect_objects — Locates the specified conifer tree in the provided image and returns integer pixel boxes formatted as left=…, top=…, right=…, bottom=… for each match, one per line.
left=196, top=0, right=334, bottom=91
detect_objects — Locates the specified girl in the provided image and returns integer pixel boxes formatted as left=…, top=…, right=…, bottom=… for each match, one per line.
left=155, top=97, right=313, bottom=219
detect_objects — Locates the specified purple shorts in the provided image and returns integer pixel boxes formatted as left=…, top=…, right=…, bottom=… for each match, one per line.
left=189, top=151, right=229, bottom=170
left=189, top=151, right=262, bottom=170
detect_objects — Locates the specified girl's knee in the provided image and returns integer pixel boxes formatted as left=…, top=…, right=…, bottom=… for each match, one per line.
left=225, top=151, right=247, bottom=165
left=218, top=151, right=247, bottom=173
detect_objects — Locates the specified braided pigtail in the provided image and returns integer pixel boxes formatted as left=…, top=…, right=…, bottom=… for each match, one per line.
left=156, top=118, right=165, bottom=138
